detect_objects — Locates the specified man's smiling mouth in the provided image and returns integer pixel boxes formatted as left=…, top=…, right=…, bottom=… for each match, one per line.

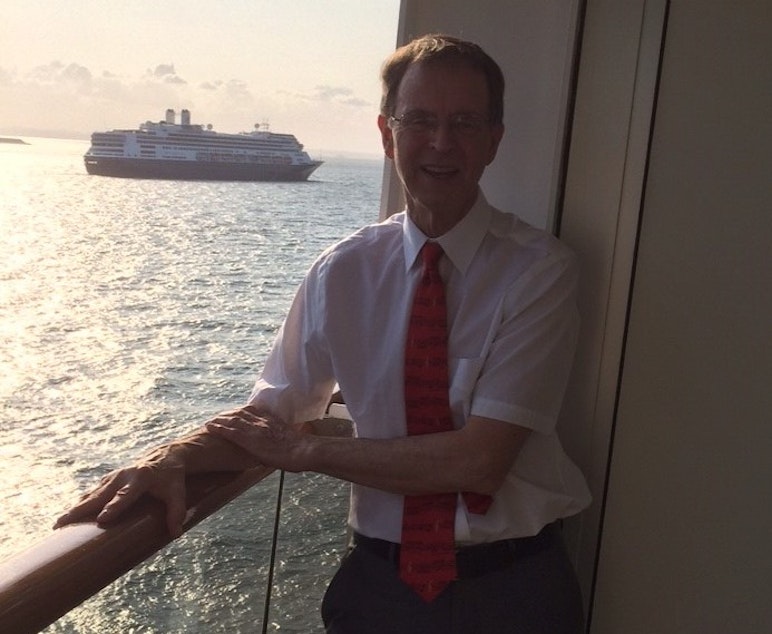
left=422, top=165, right=459, bottom=178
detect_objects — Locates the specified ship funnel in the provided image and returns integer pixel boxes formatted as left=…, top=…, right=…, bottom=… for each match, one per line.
left=165, top=109, right=175, bottom=124
left=181, top=109, right=191, bottom=125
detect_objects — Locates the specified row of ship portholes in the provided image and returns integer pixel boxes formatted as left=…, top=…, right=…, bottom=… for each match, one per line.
left=194, top=151, right=293, bottom=164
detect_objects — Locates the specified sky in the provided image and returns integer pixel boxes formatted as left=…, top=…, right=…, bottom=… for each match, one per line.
left=0, top=0, right=401, bottom=157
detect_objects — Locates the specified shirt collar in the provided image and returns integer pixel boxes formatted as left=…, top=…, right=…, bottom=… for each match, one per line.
left=402, top=190, right=492, bottom=275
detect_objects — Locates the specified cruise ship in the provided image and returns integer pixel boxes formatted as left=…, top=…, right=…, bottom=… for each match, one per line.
left=83, top=109, right=323, bottom=182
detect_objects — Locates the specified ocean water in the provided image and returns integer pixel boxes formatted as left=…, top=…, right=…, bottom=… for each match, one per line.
left=0, top=138, right=385, bottom=633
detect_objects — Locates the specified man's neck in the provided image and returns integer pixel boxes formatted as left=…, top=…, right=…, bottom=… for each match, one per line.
left=406, top=195, right=476, bottom=238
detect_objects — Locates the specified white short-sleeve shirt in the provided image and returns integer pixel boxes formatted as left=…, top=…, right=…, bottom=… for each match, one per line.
left=250, top=192, right=591, bottom=544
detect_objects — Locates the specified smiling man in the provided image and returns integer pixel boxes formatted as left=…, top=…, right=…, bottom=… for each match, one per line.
left=57, top=35, right=591, bottom=633
left=378, top=49, right=504, bottom=237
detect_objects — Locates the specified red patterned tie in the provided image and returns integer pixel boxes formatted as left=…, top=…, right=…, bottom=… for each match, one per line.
left=399, top=242, right=491, bottom=602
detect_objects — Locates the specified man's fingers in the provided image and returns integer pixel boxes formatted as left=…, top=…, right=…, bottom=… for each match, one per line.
left=211, top=411, right=272, bottom=433
left=206, top=418, right=265, bottom=449
left=164, top=481, right=188, bottom=538
left=207, top=406, right=268, bottom=430
left=96, top=482, right=143, bottom=523
left=55, top=469, right=148, bottom=528
left=53, top=483, right=121, bottom=528
left=55, top=468, right=188, bottom=540
left=53, top=501, right=93, bottom=528
left=238, top=407, right=267, bottom=423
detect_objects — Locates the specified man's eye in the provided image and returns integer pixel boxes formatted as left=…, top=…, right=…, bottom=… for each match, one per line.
left=455, top=120, right=477, bottom=132
left=452, top=117, right=486, bottom=134
left=405, top=116, right=435, bottom=130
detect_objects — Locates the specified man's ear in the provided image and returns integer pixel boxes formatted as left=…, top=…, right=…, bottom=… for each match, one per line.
left=377, top=114, right=395, bottom=159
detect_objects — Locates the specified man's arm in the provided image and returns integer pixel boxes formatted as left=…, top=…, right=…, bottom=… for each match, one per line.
left=55, top=405, right=528, bottom=537
left=54, top=410, right=264, bottom=537
left=207, top=409, right=530, bottom=496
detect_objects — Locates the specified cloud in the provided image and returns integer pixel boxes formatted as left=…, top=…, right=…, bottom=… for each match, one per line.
left=313, top=85, right=354, bottom=101
left=0, top=59, right=195, bottom=136
left=26, top=61, right=93, bottom=90
left=0, top=60, right=376, bottom=154
left=224, top=79, right=252, bottom=99
left=279, top=83, right=370, bottom=109
left=151, top=63, right=175, bottom=78
left=0, top=67, right=14, bottom=84
left=61, top=63, right=93, bottom=84
left=146, top=63, right=187, bottom=85
left=342, top=96, right=369, bottom=107
left=198, top=79, right=259, bottom=125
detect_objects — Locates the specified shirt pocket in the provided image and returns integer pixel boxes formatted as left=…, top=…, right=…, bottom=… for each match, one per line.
left=448, top=355, right=485, bottom=421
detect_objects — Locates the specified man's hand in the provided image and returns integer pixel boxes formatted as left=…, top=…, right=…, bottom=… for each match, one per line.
left=53, top=407, right=268, bottom=538
left=53, top=453, right=188, bottom=538
left=205, top=406, right=312, bottom=472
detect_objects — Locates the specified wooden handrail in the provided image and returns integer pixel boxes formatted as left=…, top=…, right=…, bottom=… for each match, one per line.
left=0, top=416, right=352, bottom=634
left=0, top=467, right=274, bottom=634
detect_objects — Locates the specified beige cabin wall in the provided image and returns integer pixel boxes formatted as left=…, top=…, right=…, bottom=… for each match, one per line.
left=581, top=2, right=772, bottom=631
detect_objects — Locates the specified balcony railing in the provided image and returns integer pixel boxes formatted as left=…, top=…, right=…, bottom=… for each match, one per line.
left=0, top=415, right=351, bottom=634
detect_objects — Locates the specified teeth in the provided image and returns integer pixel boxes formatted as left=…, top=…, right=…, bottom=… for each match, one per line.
left=424, top=166, right=456, bottom=175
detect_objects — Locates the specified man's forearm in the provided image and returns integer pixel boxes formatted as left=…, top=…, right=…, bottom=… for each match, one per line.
left=300, top=432, right=467, bottom=495
left=142, top=427, right=261, bottom=474
left=298, top=417, right=529, bottom=496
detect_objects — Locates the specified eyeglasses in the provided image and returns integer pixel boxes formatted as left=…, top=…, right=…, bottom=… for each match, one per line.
left=388, top=111, right=490, bottom=137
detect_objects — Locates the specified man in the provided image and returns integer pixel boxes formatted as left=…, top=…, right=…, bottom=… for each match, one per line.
left=57, top=35, right=591, bottom=633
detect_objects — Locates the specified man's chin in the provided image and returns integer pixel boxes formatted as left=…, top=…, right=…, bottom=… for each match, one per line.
left=412, top=186, right=475, bottom=216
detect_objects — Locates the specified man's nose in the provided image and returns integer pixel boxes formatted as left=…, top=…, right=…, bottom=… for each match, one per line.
left=428, top=121, right=458, bottom=150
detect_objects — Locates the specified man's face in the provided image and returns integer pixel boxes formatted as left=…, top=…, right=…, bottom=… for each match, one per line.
left=378, top=61, right=504, bottom=234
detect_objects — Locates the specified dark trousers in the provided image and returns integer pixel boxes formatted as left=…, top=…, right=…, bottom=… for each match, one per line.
left=321, top=526, right=584, bottom=633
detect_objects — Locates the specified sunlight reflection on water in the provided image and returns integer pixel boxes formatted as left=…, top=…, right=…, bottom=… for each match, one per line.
left=0, top=138, right=381, bottom=632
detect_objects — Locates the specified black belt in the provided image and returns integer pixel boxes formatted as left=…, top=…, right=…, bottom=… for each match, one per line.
left=352, top=522, right=557, bottom=580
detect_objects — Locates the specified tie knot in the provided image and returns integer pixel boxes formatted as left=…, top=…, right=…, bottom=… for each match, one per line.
left=421, top=242, right=444, bottom=270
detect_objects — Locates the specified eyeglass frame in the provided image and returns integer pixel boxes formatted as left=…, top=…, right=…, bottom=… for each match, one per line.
left=387, top=110, right=492, bottom=137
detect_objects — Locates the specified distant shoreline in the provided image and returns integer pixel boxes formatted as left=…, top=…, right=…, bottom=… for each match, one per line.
left=0, top=137, right=29, bottom=145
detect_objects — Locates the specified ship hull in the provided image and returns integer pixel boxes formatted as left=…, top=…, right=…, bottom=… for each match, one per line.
left=84, top=157, right=322, bottom=182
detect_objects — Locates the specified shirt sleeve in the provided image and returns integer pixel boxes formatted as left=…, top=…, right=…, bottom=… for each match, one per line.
left=469, top=250, right=579, bottom=433
left=248, top=259, right=336, bottom=424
